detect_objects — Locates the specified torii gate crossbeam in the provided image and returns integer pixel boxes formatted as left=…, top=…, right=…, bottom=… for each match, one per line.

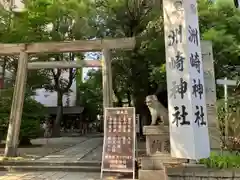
left=1, top=37, right=135, bottom=157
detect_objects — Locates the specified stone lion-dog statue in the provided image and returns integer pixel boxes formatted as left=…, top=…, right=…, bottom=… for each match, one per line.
left=146, top=95, right=169, bottom=126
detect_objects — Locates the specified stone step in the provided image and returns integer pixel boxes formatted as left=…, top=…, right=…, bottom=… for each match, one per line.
left=140, top=154, right=187, bottom=170
left=0, top=160, right=101, bottom=167
left=0, top=165, right=101, bottom=173
left=139, top=170, right=166, bottom=180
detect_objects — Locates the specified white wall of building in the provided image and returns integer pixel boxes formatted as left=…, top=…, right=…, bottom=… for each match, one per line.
left=33, top=71, right=77, bottom=107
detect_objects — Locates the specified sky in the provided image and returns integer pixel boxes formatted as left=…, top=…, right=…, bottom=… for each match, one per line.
left=82, top=52, right=101, bottom=81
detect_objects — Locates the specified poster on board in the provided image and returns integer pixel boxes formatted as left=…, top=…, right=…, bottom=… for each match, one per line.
left=101, top=107, right=136, bottom=179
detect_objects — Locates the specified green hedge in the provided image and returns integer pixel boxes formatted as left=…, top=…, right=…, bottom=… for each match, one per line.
left=0, top=89, right=45, bottom=145
left=200, top=151, right=240, bottom=169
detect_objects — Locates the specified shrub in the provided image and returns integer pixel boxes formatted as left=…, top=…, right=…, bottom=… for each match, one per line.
left=217, top=95, right=240, bottom=150
left=200, top=152, right=240, bottom=168
left=0, top=88, right=45, bottom=145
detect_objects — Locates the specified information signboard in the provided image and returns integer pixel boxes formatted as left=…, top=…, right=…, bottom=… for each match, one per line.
left=101, top=107, right=135, bottom=179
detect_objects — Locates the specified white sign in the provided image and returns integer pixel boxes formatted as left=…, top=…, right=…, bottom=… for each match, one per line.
left=163, top=0, right=210, bottom=159
left=201, top=41, right=217, bottom=127
left=101, top=107, right=135, bottom=179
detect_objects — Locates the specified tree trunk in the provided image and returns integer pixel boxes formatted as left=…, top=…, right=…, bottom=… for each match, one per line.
left=133, top=95, right=149, bottom=135
left=52, top=91, right=63, bottom=137
left=114, top=89, right=123, bottom=107
left=127, top=91, right=131, bottom=107
left=1, top=57, right=6, bottom=88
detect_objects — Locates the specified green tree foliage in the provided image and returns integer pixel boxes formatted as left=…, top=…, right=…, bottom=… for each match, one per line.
left=77, top=69, right=103, bottom=122
left=0, top=0, right=96, bottom=137
left=198, top=0, right=240, bottom=79
left=0, top=3, right=51, bottom=90
left=0, top=89, right=45, bottom=145
left=91, top=0, right=166, bottom=122
left=75, top=0, right=240, bottom=131
left=1, top=0, right=240, bottom=138
left=91, top=0, right=240, bottom=104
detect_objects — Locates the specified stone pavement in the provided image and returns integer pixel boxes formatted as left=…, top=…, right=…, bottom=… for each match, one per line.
left=0, top=136, right=88, bottom=160
left=0, top=171, right=136, bottom=180
left=36, top=136, right=145, bottom=163
left=0, top=135, right=140, bottom=179
left=38, top=137, right=103, bottom=162
left=0, top=171, right=101, bottom=180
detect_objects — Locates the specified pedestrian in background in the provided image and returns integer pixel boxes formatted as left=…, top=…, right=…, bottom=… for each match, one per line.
left=43, top=117, right=51, bottom=144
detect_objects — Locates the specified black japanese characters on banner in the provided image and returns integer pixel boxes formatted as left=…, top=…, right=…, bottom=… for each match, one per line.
left=172, top=105, right=190, bottom=127
left=170, top=78, right=188, bottom=99
left=188, top=25, right=199, bottom=46
left=168, top=25, right=183, bottom=46
left=167, top=16, right=207, bottom=129
left=187, top=18, right=207, bottom=128
left=190, top=52, right=200, bottom=73
left=169, top=51, right=185, bottom=72
left=192, top=79, right=203, bottom=99
left=194, top=105, right=206, bottom=127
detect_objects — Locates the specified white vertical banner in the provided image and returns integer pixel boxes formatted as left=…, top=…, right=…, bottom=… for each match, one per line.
left=201, top=41, right=217, bottom=127
left=163, top=0, right=210, bottom=159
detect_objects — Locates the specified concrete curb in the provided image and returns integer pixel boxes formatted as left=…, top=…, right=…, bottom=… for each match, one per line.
left=0, top=165, right=101, bottom=172
left=0, top=160, right=102, bottom=167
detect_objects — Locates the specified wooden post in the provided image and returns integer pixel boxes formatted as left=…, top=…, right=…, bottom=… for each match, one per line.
left=1, top=37, right=135, bottom=155
left=102, top=49, right=113, bottom=108
left=27, top=60, right=101, bottom=69
left=4, top=50, right=28, bottom=157
left=106, top=50, right=113, bottom=107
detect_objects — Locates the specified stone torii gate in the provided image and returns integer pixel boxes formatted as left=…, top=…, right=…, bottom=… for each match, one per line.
left=0, top=37, right=135, bottom=157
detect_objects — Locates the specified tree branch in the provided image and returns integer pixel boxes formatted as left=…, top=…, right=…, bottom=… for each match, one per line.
left=62, top=53, right=76, bottom=93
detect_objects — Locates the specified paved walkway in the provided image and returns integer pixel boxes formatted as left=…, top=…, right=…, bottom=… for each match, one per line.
left=0, top=137, right=105, bottom=179
left=0, top=135, right=140, bottom=179
left=0, top=172, right=101, bottom=180
left=38, top=137, right=103, bottom=162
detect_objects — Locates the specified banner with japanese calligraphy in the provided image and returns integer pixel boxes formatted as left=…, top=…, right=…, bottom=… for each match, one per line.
left=101, top=107, right=135, bottom=175
left=163, top=0, right=210, bottom=159
left=201, top=41, right=217, bottom=127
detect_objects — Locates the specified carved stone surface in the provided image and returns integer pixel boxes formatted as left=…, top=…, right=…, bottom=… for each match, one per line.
left=145, top=95, right=169, bottom=126
left=139, top=170, right=166, bottom=180
left=146, top=135, right=170, bottom=155
left=144, top=126, right=170, bottom=156
left=141, top=125, right=187, bottom=172
left=141, top=154, right=187, bottom=170
left=143, top=125, right=169, bottom=135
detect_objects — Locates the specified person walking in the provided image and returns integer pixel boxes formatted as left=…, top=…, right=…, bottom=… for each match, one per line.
left=43, top=118, right=51, bottom=144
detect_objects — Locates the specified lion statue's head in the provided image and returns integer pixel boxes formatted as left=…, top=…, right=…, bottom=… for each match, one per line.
left=145, top=95, right=159, bottom=108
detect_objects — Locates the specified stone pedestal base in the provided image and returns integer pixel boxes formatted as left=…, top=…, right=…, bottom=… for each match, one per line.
left=141, top=153, right=187, bottom=170
left=139, top=170, right=165, bottom=180
left=209, top=126, right=221, bottom=150
left=141, top=126, right=187, bottom=171
left=143, top=125, right=170, bottom=155
left=139, top=125, right=221, bottom=180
